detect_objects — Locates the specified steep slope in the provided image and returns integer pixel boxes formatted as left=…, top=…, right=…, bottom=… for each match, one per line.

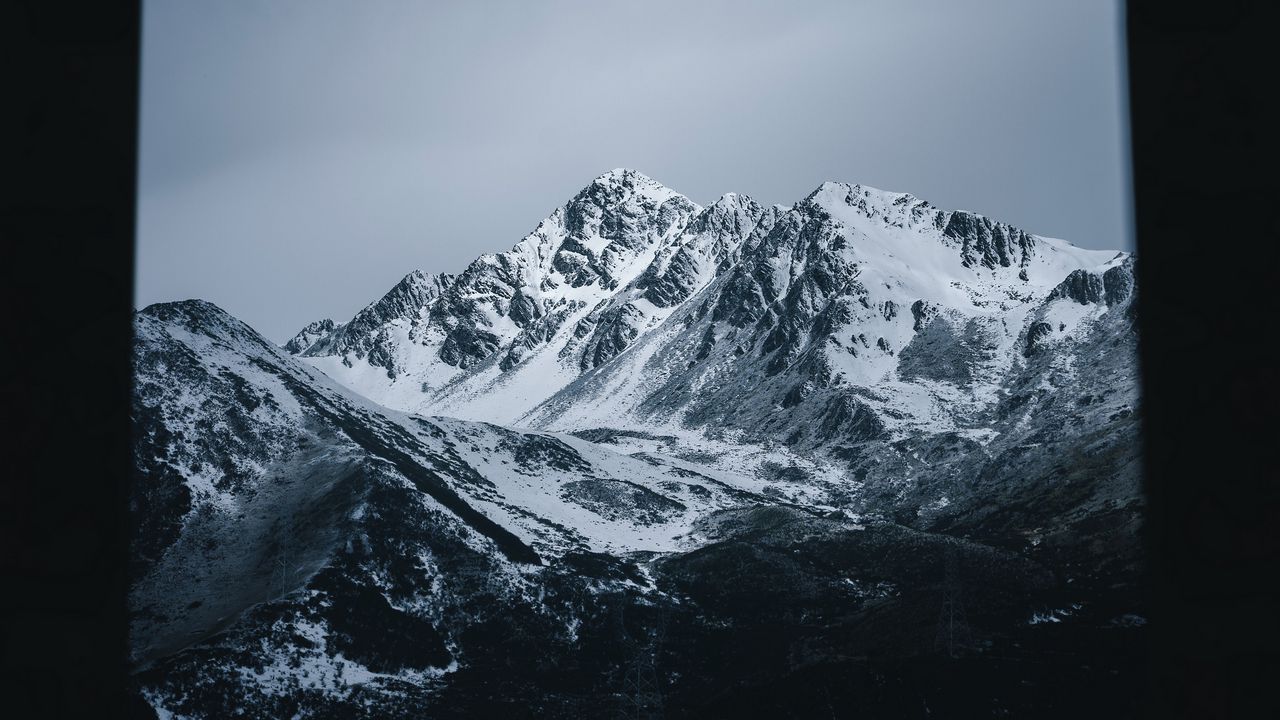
left=299, top=168, right=703, bottom=419
left=134, top=299, right=1147, bottom=719
left=523, top=182, right=1123, bottom=438
left=130, top=300, right=773, bottom=716
left=133, top=301, right=1146, bottom=717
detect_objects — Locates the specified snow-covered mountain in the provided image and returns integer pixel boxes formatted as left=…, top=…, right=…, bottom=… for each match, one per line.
left=131, top=299, right=786, bottom=715
left=132, top=169, right=1144, bottom=718
left=288, top=169, right=1133, bottom=472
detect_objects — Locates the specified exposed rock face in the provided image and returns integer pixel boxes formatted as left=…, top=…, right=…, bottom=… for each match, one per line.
left=1103, top=260, right=1135, bottom=306
left=282, top=318, right=335, bottom=354
left=1024, top=321, right=1055, bottom=357
left=1049, top=269, right=1106, bottom=305
left=937, top=208, right=1037, bottom=270
left=296, top=270, right=454, bottom=378
left=910, top=299, right=936, bottom=331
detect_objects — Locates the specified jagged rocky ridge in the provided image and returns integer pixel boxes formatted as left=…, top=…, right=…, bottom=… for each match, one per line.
left=290, top=170, right=1134, bottom=476
left=133, top=170, right=1145, bottom=718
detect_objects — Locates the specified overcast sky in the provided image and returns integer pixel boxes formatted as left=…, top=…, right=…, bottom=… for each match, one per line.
left=136, top=0, right=1131, bottom=342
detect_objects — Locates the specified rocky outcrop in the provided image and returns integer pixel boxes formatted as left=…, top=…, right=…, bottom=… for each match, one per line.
left=1103, top=259, right=1135, bottom=306
left=937, top=209, right=1037, bottom=270
left=1023, top=320, right=1055, bottom=357
left=282, top=318, right=336, bottom=354
left=1049, top=269, right=1106, bottom=305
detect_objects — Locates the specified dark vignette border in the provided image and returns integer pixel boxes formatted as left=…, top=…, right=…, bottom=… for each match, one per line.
left=2, top=1, right=140, bottom=717
left=2, top=1, right=1279, bottom=716
left=1129, top=0, right=1279, bottom=717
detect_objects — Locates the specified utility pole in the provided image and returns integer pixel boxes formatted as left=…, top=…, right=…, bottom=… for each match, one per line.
left=617, top=603, right=666, bottom=720
left=934, top=545, right=974, bottom=658
left=273, top=541, right=291, bottom=596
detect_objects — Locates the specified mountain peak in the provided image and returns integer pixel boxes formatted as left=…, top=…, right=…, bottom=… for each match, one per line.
left=712, top=191, right=750, bottom=206
left=295, top=269, right=453, bottom=360
left=393, top=268, right=452, bottom=294
left=598, top=167, right=647, bottom=181
left=693, top=191, right=763, bottom=227
left=139, top=299, right=241, bottom=329
left=283, top=317, right=337, bottom=354
left=585, top=168, right=654, bottom=191
left=573, top=168, right=688, bottom=209
left=805, top=180, right=922, bottom=209
left=140, top=297, right=225, bottom=316
left=136, top=299, right=273, bottom=349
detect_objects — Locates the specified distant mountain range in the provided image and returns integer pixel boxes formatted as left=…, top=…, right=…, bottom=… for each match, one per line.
left=132, top=170, right=1144, bottom=718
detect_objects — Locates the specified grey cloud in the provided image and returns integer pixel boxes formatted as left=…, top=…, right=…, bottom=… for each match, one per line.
left=137, top=0, right=1130, bottom=341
